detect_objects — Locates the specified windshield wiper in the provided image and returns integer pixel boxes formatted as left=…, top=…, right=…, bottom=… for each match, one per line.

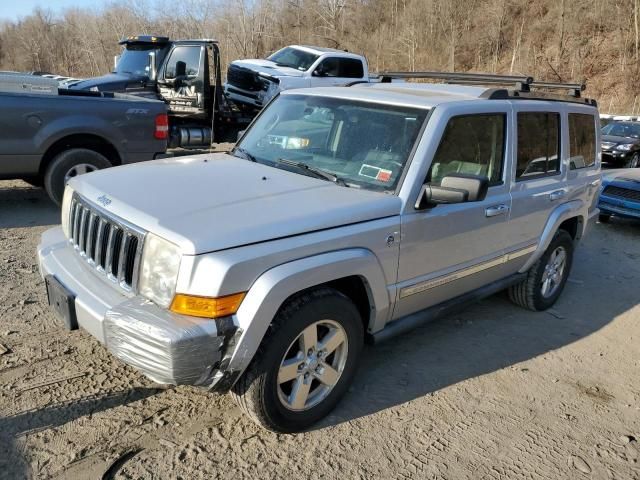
left=276, top=158, right=347, bottom=186
left=232, top=147, right=258, bottom=163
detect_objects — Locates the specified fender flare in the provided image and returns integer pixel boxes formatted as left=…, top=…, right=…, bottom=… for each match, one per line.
left=519, top=199, right=586, bottom=273
left=224, top=248, right=391, bottom=382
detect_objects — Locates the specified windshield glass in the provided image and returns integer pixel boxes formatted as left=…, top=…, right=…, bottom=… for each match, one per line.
left=236, top=94, right=428, bottom=192
left=267, top=47, right=319, bottom=71
left=602, top=122, right=640, bottom=139
left=114, top=46, right=164, bottom=76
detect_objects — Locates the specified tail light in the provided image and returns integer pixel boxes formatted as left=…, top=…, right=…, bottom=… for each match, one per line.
left=154, top=114, right=169, bottom=140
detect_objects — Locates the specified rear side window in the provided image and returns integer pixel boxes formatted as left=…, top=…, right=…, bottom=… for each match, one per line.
left=429, top=114, right=506, bottom=186
left=516, top=112, right=560, bottom=180
left=569, top=113, right=596, bottom=169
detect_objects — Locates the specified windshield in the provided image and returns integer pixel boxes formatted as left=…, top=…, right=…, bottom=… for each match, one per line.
left=267, top=47, right=319, bottom=71
left=602, top=122, right=640, bottom=139
left=236, top=94, right=428, bottom=192
left=114, top=46, right=164, bottom=76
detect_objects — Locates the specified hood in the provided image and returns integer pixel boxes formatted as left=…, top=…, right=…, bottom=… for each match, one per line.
left=69, top=154, right=401, bottom=255
left=602, top=168, right=640, bottom=187
left=230, top=59, right=305, bottom=78
left=67, top=72, right=147, bottom=92
left=602, top=134, right=640, bottom=144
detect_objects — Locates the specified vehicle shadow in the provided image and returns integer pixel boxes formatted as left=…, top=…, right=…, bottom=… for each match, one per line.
left=317, top=222, right=640, bottom=428
left=0, top=387, right=160, bottom=480
left=0, top=181, right=59, bottom=229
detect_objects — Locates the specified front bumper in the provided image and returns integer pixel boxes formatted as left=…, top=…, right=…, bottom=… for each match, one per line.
left=601, top=150, right=630, bottom=165
left=598, top=196, right=640, bottom=219
left=37, top=227, right=228, bottom=386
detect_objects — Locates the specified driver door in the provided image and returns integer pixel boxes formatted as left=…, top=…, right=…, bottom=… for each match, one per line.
left=394, top=109, right=514, bottom=319
left=158, top=44, right=205, bottom=116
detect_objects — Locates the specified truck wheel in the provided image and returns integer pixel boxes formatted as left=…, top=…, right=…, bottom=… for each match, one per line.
left=44, top=148, right=112, bottom=205
left=231, top=288, right=363, bottom=433
left=508, top=230, right=574, bottom=311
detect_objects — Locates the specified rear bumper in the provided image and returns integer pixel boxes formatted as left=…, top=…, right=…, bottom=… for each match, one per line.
left=37, top=227, right=227, bottom=386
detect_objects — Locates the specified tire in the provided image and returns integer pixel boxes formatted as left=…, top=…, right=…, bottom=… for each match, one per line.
left=508, top=230, right=574, bottom=311
left=231, top=287, right=364, bottom=433
left=44, top=148, right=112, bottom=205
left=599, top=213, right=611, bottom=223
left=627, top=152, right=640, bottom=168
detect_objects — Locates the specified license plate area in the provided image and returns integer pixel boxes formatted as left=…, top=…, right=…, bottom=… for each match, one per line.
left=45, top=275, right=78, bottom=330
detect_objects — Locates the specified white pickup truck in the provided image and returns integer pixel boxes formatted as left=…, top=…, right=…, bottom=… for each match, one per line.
left=224, top=45, right=369, bottom=109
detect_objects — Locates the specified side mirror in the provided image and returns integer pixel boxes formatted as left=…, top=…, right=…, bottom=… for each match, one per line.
left=415, top=173, right=489, bottom=209
left=148, top=51, right=157, bottom=81
left=175, top=61, right=186, bottom=78
left=313, top=67, right=326, bottom=77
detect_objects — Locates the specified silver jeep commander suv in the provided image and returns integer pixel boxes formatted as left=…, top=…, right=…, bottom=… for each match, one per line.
left=38, top=72, right=601, bottom=432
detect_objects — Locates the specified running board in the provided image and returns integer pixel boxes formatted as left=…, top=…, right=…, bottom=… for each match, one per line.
left=370, top=273, right=527, bottom=344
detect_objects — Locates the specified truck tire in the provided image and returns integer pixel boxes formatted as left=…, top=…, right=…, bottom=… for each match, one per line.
left=44, top=148, right=112, bottom=205
left=508, top=230, right=574, bottom=311
left=231, top=287, right=363, bottom=433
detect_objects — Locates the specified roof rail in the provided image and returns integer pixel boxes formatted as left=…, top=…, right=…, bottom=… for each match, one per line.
left=374, top=70, right=589, bottom=102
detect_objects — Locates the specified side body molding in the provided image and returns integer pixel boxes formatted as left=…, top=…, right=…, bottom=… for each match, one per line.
left=519, top=199, right=586, bottom=273
left=226, top=248, right=391, bottom=380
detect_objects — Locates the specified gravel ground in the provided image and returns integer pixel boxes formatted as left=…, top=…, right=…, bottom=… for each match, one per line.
left=1, top=178, right=639, bottom=480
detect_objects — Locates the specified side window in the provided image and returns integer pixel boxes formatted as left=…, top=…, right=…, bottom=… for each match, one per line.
left=516, top=112, right=560, bottom=180
left=428, top=114, right=506, bottom=187
left=164, top=46, right=201, bottom=79
left=315, top=58, right=364, bottom=78
left=568, top=113, right=596, bottom=169
left=338, top=58, right=364, bottom=78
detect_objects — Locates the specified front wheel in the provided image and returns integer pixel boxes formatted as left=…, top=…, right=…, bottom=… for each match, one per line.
left=231, top=288, right=363, bottom=433
left=508, top=230, right=574, bottom=311
left=627, top=152, right=640, bottom=168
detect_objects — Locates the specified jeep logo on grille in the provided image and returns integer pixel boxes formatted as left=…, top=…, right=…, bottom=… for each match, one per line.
left=96, top=195, right=112, bottom=207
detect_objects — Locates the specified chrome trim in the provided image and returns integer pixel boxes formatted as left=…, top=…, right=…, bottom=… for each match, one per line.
left=67, top=193, right=146, bottom=293
left=399, top=243, right=537, bottom=299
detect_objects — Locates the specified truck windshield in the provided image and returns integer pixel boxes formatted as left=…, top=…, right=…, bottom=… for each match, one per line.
left=267, top=47, right=319, bottom=71
left=114, top=46, right=163, bottom=76
left=236, top=94, right=428, bottom=192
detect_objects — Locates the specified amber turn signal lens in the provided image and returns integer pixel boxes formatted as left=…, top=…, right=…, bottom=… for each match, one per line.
left=170, top=292, right=246, bottom=318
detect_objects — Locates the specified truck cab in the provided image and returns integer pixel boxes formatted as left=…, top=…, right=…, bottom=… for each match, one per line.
left=68, top=35, right=250, bottom=147
left=224, top=45, right=369, bottom=109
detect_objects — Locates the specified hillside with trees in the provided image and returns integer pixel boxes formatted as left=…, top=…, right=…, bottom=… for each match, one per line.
left=0, top=0, right=638, bottom=113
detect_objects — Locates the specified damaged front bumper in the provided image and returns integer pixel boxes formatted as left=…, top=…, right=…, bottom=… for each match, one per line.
left=37, top=226, right=239, bottom=390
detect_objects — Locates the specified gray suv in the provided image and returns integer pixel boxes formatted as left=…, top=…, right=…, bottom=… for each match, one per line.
left=38, top=73, right=601, bottom=432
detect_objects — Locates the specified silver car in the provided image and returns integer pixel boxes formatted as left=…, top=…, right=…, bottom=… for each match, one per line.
left=38, top=73, right=601, bottom=432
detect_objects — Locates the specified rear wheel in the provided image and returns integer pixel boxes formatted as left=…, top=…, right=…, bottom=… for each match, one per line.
left=231, top=288, right=363, bottom=433
left=508, top=230, right=574, bottom=311
left=44, top=148, right=112, bottom=205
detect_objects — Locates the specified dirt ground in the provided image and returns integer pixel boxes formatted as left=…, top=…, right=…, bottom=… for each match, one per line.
left=1, top=178, right=639, bottom=480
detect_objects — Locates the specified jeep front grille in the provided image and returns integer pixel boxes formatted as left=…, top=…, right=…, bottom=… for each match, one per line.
left=603, top=185, right=640, bottom=202
left=68, top=195, right=145, bottom=292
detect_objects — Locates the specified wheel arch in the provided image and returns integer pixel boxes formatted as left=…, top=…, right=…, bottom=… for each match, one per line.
left=222, top=249, right=391, bottom=388
left=39, top=133, right=122, bottom=178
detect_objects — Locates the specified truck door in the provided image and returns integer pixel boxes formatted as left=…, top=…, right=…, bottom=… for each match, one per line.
left=157, top=44, right=206, bottom=117
left=310, top=57, right=365, bottom=87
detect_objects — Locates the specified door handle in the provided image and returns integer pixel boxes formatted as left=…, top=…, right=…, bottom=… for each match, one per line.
left=549, top=189, right=566, bottom=201
left=485, top=204, right=509, bottom=217
left=590, top=179, right=601, bottom=187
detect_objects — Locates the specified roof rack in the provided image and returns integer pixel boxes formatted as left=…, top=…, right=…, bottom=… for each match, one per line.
left=374, top=71, right=593, bottom=105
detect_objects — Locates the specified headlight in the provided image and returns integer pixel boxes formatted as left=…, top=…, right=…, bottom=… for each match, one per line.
left=138, top=233, right=181, bottom=308
left=616, top=143, right=634, bottom=151
left=61, top=186, right=74, bottom=238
